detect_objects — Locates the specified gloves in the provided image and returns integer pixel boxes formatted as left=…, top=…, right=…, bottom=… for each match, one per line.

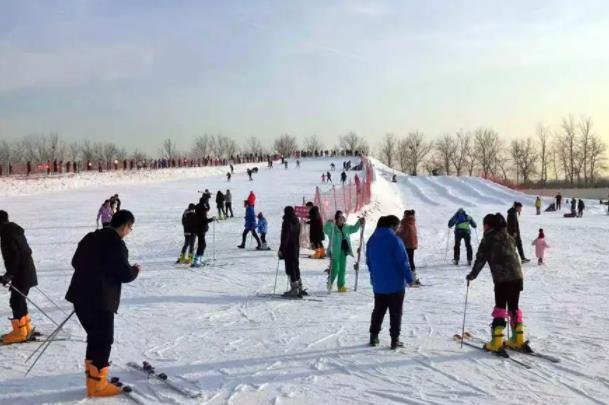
left=0, top=273, right=12, bottom=286
left=465, top=273, right=475, bottom=281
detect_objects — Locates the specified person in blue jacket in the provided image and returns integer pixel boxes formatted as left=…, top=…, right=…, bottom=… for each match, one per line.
left=448, top=208, right=477, bottom=265
left=237, top=200, right=262, bottom=249
left=257, top=212, right=269, bottom=249
left=366, top=215, right=413, bottom=350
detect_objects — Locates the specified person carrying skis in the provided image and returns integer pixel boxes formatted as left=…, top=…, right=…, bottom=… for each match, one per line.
left=397, top=209, right=420, bottom=285
left=96, top=200, right=113, bottom=228
left=215, top=190, right=226, bottom=219
left=466, top=213, right=528, bottom=353
left=366, top=215, right=413, bottom=349
left=531, top=228, right=549, bottom=265
left=192, top=198, right=216, bottom=267
left=0, top=210, right=38, bottom=344
left=534, top=196, right=542, bottom=215
left=225, top=189, right=234, bottom=218
left=448, top=208, right=477, bottom=265
left=577, top=199, right=585, bottom=217
left=257, top=212, right=269, bottom=249
left=507, top=202, right=530, bottom=263
left=324, top=211, right=364, bottom=292
left=65, top=210, right=140, bottom=397
left=308, top=206, right=325, bottom=258
left=238, top=200, right=262, bottom=249
left=278, top=206, right=306, bottom=297
left=176, top=203, right=197, bottom=264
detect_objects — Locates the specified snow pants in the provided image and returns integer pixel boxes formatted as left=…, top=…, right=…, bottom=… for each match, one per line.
left=492, top=279, right=523, bottom=328
left=406, top=248, right=416, bottom=272
left=241, top=229, right=261, bottom=247
left=195, top=231, right=207, bottom=256
left=284, top=255, right=301, bottom=282
left=369, top=290, right=405, bottom=338
left=454, top=231, right=472, bottom=262
left=180, top=234, right=196, bottom=256
left=9, top=286, right=29, bottom=319
left=75, top=305, right=114, bottom=370
left=225, top=202, right=234, bottom=217
left=330, top=253, right=348, bottom=289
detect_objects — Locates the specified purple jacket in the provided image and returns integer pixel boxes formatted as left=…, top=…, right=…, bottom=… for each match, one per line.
left=97, top=206, right=113, bottom=224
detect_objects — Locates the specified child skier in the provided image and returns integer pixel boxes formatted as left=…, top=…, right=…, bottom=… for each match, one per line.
left=176, top=203, right=197, bottom=264
left=397, top=210, right=420, bottom=285
left=257, top=212, right=270, bottom=250
left=324, top=211, right=364, bottom=292
left=238, top=200, right=262, bottom=249
left=466, top=213, right=528, bottom=353
left=532, top=228, right=549, bottom=265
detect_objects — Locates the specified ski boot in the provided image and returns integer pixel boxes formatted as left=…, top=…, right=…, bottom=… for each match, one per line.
left=2, top=317, right=28, bottom=344
left=338, top=286, right=348, bottom=293
left=190, top=256, right=202, bottom=268
left=237, top=244, right=245, bottom=249
left=86, top=362, right=121, bottom=397
left=467, top=260, right=472, bottom=266
left=297, top=279, right=309, bottom=296
left=390, top=337, right=404, bottom=350
left=318, top=247, right=326, bottom=258
left=24, top=314, right=34, bottom=338
left=184, top=254, right=193, bottom=265
left=483, top=325, right=506, bottom=352
left=176, top=253, right=185, bottom=264
left=369, top=333, right=379, bottom=347
left=521, top=258, right=531, bottom=264
left=453, top=259, right=459, bottom=266
left=282, top=281, right=302, bottom=298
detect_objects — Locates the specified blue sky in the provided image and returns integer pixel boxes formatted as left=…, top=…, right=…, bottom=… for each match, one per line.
left=1, top=0, right=608, bottom=152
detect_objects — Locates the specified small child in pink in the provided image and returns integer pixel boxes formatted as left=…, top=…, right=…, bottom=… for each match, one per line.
left=532, top=228, right=549, bottom=265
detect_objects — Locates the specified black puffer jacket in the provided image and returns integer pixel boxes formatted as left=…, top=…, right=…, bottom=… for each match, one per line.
left=308, top=206, right=324, bottom=245
left=182, top=208, right=197, bottom=234
left=194, top=202, right=214, bottom=234
left=506, top=207, right=520, bottom=237
left=280, top=207, right=301, bottom=259
left=0, top=222, right=37, bottom=289
left=66, top=228, right=138, bottom=313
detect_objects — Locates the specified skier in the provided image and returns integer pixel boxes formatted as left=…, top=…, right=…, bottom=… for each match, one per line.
left=192, top=198, right=216, bottom=267
left=330, top=163, right=336, bottom=171
left=237, top=200, right=262, bottom=249
left=507, top=202, right=530, bottom=263
left=555, top=193, right=562, bottom=210
left=570, top=198, right=577, bottom=216
left=534, top=196, right=542, bottom=215
left=392, top=174, right=397, bottom=183
left=176, top=203, right=197, bottom=264
left=247, top=191, right=256, bottom=206
left=340, top=171, right=347, bottom=184
left=397, top=210, right=420, bottom=285
left=215, top=190, right=226, bottom=219
left=0, top=210, right=38, bottom=344
left=247, top=168, right=253, bottom=181
left=227, top=172, right=231, bottom=182
left=225, top=189, right=234, bottom=218
left=96, top=200, right=113, bottom=228
left=448, top=208, right=477, bottom=265
left=256, top=212, right=270, bottom=249
left=284, top=161, right=288, bottom=169
left=65, top=210, right=140, bottom=397
left=466, top=213, right=528, bottom=353
left=577, top=199, right=585, bottom=217
left=296, top=159, right=300, bottom=168
left=307, top=206, right=325, bottom=259
left=366, top=215, right=413, bottom=349
left=531, top=228, right=549, bottom=265
left=324, top=211, right=364, bottom=292
left=230, top=164, right=234, bottom=174
left=326, top=171, right=332, bottom=183
left=199, top=189, right=212, bottom=210
left=278, top=206, right=305, bottom=297
left=321, top=173, right=326, bottom=183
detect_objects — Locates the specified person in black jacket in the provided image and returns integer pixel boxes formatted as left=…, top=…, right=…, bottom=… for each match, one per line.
left=199, top=189, right=212, bottom=210
left=577, top=199, right=585, bottom=217
left=0, top=210, right=38, bottom=345
left=308, top=206, right=325, bottom=258
left=176, top=203, right=197, bottom=264
left=191, top=198, right=216, bottom=268
left=507, top=202, right=530, bottom=263
left=215, top=191, right=226, bottom=219
left=65, top=210, right=140, bottom=397
left=278, top=206, right=305, bottom=297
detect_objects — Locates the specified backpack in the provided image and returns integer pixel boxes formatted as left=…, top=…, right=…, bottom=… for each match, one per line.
left=456, top=211, right=468, bottom=224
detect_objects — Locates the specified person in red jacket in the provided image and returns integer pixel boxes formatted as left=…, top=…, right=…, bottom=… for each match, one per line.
left=247, top=191, right=256, bottom=206
left=396, top=210, right=420, bottom=286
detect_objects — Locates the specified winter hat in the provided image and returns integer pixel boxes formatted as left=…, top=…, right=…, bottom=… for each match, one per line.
left=257, top=212, right=264, bottom=219
left=538, top=228, right=545, bottom=239
left=0, top=210, right=8, bottom=224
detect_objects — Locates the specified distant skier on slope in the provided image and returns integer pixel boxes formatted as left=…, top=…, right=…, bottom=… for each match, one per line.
left=466, top=213, right=529, bottom=353
left=366, top=215, right=412, bottom=349
left=256, top=212, right=270, bottom=250
left=278, top=206, right=306, bottom=297
left=215, top=191, right=226, bottom=220
left=448, top=208, right=477, bottom=265
left=507, top=202, right=530, bottom=263
left=225, top=189, right=234, bottom=218
left=324, top=211, right=364, bottom=292
left=176, top=203, right=197, bottom=264
left=192, top=198, right=216, bottom=267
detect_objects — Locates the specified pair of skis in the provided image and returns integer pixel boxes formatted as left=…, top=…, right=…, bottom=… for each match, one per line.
left=124, top=361, right=202, bottom=399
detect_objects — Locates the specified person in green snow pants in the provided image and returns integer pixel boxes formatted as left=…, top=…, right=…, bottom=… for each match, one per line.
left=323, top=210, right=365, bottom=292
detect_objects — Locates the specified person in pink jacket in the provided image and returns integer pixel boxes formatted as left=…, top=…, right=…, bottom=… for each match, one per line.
left=531, top=228, right=549, bottom=265
left=96, top=200, right=114, bottom=228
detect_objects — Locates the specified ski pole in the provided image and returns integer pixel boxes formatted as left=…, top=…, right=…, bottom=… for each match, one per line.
left=444, top=229, right=451, bottom=261
left=25, top=310, right=75, bottom=374
left=212, top=220, right=216, bottom=261
left=474, top=228, right=479, bottom=244
left=35, top=286, right=69, bottom=317
left=460, top=280, right=470, bottom=348
left=273, top=258, right=280, bottom=295
left=6, top=284, right=60, bottom=327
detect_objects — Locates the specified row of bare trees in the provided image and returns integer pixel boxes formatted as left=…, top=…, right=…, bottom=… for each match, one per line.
left=378, top=116, right=607, bottom=186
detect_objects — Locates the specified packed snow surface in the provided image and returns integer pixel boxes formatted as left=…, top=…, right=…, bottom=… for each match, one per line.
left=0, top=157, right=608, bottom=404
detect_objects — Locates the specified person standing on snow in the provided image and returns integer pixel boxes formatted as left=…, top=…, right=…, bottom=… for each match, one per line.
left=256, top=212, right=269, bottom=249
left=324, top=211, right=364, bottom=292
left=226, top=172, right=231, bottom=182
left=397, top=210, right=421, bottom=285
left=307, top=206, right=325, bottom=259
left=215, top=190, right=226, bottom=220
left=96, top=200, right=114, bottom=228
left=176, top=203, right=197, bottom=264
left=192, top=198, right=216, bottom=267
left=531, top=228, right=549, bottom=265
left=555, top=193, right=562, bottom=210
left=278, top=206, right=306, bottom=297
left=466, top=213, right=528, bottom=353
left=507, top=202, right=530, bottom=263
left=326, top=171, right=332, bottom=183
left=340, top=171, right=347, bottom=184
left=366, top=215, right=412, bottom=350
left=0, top=210, right=38, bottom=345
left=247, top=191, right=256, bottom=206
left=448, top=208, right=477, bottom=265
left=65, top=210, right=140, bottom=397
left=225, top=190, right=234, bottom=218
left=577, top=199, right=585, bottom=217
left=238, top=200, right=262, bottom=249
left=534, top=196, right=542, bottom=215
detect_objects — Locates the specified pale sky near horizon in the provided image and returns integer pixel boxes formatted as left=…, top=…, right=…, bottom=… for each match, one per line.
left=1, top=0, right=608, bottom=153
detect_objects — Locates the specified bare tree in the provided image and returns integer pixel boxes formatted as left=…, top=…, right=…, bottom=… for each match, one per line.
left=511, top=138, right=538, bottom=184
left=560, top=115, right=578, bottom=185
left=452, top=131, right=472, bottom=176
left=473, top=128, right=502, bottom=177
left=378, top=133, right=397, bottom=168
left=577, top=117, right=593, bottom=185
left=339, top=132, right=369, bottom=154
left=160, top=138, right=178, bottom=160
left=304, top=134, right=324, bottom=154
left=192, top=135, right=212, bottom=158
left=68, top=141, right=81, bottom=162
left=102, top=143, right=120, bottom=162
left=588, top=134, right=607, bottom=184
left=436, top=134, right=457, bottom=175
left=273, top=134, right=298, bottom=157
left=245, top=136, right=265, bottom=156
left=536, top=124, right=550, bottom=186
left=219, top=136, right=238, bottom=158
left=396, top=131, right=433, bottom=176
left=0, top=140, right=17, bottom=166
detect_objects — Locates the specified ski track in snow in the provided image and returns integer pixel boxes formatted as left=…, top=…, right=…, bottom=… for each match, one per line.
left=0, top=156, right=608, bottom=404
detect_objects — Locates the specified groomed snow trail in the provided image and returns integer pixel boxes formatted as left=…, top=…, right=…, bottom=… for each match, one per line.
left=0, top=158, right=608, bottom=404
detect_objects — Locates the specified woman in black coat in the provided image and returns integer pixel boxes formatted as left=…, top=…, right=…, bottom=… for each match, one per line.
left=308, top=206, right=325, bottom=258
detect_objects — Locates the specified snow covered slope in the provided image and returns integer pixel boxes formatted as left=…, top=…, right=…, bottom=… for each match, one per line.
left=0, top=157, right=607, bottom=404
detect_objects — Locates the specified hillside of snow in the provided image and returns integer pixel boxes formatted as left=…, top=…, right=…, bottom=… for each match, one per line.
left=0, top=157, right=608, bottom=404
